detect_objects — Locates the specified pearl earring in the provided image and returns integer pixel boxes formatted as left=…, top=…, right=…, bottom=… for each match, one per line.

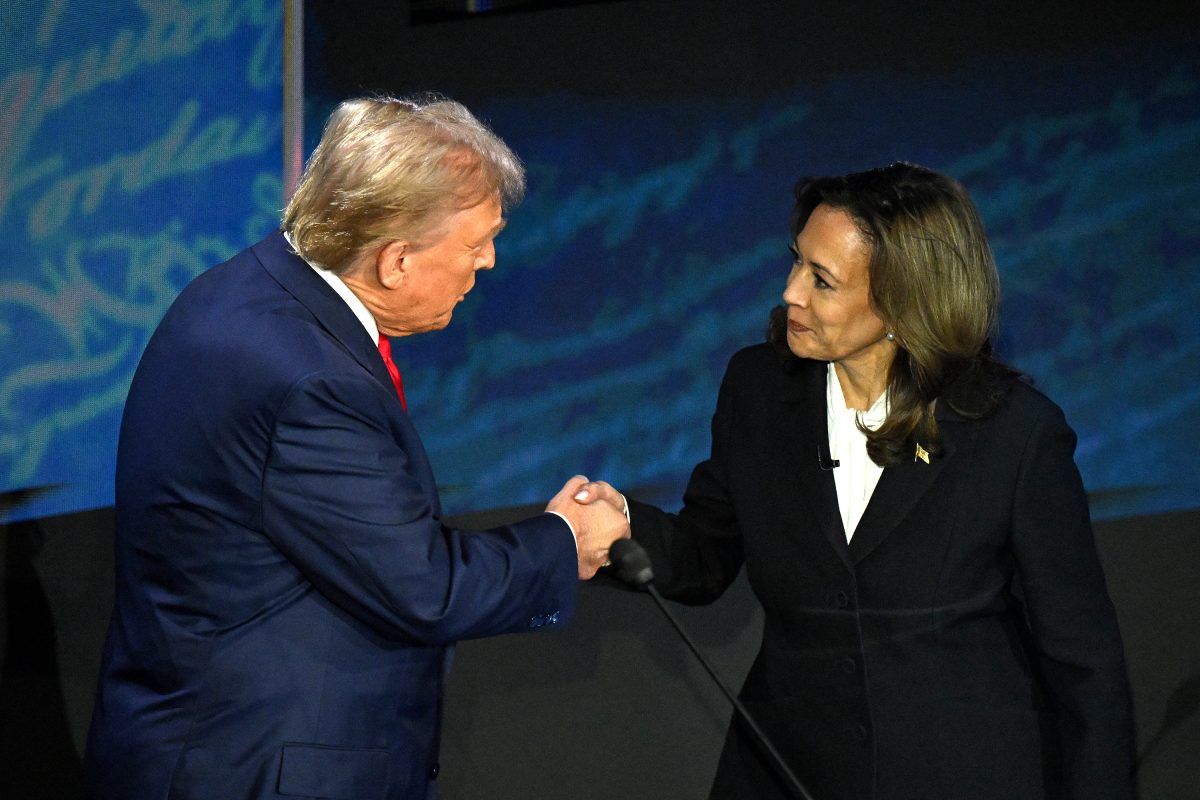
left=885, top=331, right=896, bottom=342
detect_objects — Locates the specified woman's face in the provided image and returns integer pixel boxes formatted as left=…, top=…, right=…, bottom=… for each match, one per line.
left=782, top=204, right=892, bottom=372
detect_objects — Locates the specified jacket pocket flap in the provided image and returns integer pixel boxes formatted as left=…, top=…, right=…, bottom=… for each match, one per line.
left=278, top=743, right=392, bottom=799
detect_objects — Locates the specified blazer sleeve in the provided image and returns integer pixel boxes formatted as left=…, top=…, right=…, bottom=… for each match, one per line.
left=1008, top=399, right=1135, bottom=799
left=629, top=356, right=745, bottom=605
left=259, top=369, right=578, bottom=645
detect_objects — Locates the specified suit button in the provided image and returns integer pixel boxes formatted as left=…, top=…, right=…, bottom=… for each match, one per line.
left=834, top=591, right=849, bottom=608
left=430, top=763, right=440, bottom=779
left=838, top=657, right=857, bottom=674
left=851, top=723, right=868, bottom=742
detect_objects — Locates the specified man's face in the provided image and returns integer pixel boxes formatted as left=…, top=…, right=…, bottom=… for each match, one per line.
left=382, top=196, right=506, bottom=336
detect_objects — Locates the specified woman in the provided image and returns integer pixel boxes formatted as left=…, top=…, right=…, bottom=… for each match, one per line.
left=582, top=163, right=1134, bottom=799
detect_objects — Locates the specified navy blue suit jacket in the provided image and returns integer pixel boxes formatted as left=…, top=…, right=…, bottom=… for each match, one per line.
left=631, top=345, right=1133, bottom=800
left=84, top=231, right=577, bottom=800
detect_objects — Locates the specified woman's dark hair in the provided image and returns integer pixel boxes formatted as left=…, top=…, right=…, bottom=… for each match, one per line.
left=768, top=162, right=1016, bottom=466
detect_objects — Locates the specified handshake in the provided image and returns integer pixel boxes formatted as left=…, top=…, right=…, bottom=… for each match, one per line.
left=546, top=475, right=630, bottom=580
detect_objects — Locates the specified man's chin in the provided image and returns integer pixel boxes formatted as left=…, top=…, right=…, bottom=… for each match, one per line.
left=391, top=312, right=455, bottom=336
left=425, top=312, right=454, bottom=332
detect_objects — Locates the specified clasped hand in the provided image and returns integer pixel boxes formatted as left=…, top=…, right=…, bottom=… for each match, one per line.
left=546, top=475, right=630, bottom=579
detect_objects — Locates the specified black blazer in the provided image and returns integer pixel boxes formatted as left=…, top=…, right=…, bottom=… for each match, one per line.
left=630, top=344, right=1133, bottom=800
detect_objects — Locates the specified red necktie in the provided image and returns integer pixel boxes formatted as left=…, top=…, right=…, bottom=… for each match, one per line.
left=376, top=333, right=407, bottom=411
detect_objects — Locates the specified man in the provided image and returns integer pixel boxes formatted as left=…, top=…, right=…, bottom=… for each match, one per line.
left=83, top=96, right=628, bottom=800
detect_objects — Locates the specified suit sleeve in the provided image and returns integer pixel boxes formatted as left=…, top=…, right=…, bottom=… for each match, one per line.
left=629, top=356, right=745, bottom=605
left=1008, top=400, right=1135, bottom=799
left=260, top=370, right=578, bottom=645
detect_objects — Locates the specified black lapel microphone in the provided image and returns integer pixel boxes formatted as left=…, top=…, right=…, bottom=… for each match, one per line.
left=607, top=539, right=817, bottom=800
left=817, top=443, right=840, bottom=471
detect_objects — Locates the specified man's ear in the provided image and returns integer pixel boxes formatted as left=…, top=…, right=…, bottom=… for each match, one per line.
left=375, top=240, right=410, bottom=290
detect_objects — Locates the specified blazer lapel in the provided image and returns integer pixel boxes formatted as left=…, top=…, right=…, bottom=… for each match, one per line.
left=778, top=361, right=852, bottom=568
left=252, top=231, right=397, bottom=398
left=847, top=404, right=967, bottom=564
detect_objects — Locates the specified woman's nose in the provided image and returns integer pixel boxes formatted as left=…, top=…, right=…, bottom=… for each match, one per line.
left=783, top=271, right=807, bottom=307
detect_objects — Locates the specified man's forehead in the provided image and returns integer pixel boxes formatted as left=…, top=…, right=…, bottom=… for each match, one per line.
left=461, top=195, right=504, bottom=232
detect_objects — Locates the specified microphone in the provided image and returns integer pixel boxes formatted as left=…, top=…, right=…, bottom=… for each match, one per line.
left=607, top=539, right=817, bottom=800
left=817, top=443, right=839, bottom=471
left=609, top=538, right=653, bottom=587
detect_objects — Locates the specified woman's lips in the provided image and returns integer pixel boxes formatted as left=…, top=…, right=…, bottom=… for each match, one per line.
left=788, top=320, right=810, bottom=333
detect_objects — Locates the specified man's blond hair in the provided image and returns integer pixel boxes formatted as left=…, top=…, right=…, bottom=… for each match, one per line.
left=283, top=95, right=525, bottom=273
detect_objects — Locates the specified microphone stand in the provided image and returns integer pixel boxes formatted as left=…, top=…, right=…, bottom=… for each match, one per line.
left=642, top=583, right=817, bottom=800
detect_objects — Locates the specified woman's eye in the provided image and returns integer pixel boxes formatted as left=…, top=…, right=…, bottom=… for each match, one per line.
left=814, top=274, right=831, bottom=289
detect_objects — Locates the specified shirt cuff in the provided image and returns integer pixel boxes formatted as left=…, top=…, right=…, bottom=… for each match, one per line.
left=546, top=510, right=579, bottom=554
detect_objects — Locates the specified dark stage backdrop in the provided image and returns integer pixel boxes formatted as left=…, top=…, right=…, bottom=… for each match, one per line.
left=2, top=0, right=1199, bottom=798
left=4, top=505, right=1198, bottom=798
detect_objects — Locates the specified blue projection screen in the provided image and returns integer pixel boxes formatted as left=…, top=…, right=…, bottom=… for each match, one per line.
left=2, top=2, right=1197, bottom=525
left=1, top=0, right=282, bottom=521
left=309, top=6, right=1200, bottom=523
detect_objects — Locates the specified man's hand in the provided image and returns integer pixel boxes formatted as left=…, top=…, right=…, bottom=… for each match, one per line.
left=546, top=475, right=630, bottom=579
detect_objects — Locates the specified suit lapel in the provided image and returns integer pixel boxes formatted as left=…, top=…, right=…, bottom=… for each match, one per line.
left=778, top=360, right=853, bottom=568
left=252, top=231, right=397, bottom=398
left=251, top=232, right=442, bottom=514
left=847, top=405, right=968, bottom=564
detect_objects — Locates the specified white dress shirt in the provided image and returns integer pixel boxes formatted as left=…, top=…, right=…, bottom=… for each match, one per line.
left=284, top=232, right=378, bottom=341
left=826, top=362, right=889, bottom=542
